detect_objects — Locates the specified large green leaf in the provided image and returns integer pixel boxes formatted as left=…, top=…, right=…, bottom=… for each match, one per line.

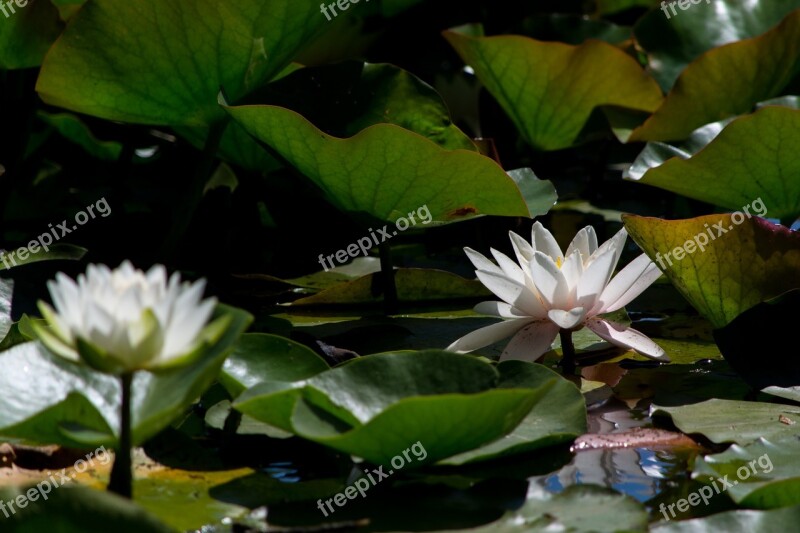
left=223, top=104, right=537, bottom=224
left=0, top=0, right=62, bottom=69
left=623, top=214, right=800, bottom=328
left=444, top=25, right=663, bottom=150
left=235, top=351, right=566, bottom=465
left=652, top=505, right=800, bottom=532
left=220, top=333, right=329, bottom=397
left=631, top=9, right=800, bottom=141
left=290, top=268, right=491, bottom=306
left=627, top=106, right=800, bottom=222
left=440, top=361, right=586, bottom=465
left=652, top=399, right=800, bottom=445
left=36, top=0, right=328, bottom=126
left=694, top=435, right=800, bottom=509
left=634, top=0, right=800, bottom=91
left=0, top=486, right=175, bottom=532
left=0, top=305, right=252, bottom=447
left=449, top=485, right=648, bottom=532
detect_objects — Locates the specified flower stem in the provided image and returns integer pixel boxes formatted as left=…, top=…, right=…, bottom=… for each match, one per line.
left=559, top=329, right=576, bottom=374
left=108, top=372, right=133, bottom=498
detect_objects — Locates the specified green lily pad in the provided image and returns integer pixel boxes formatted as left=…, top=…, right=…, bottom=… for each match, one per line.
left=223, top=103, right=538, bottom=225
left=235, top=351, right=565, bottom=465
left=653, top=504, right=800, bottom=532
left=0, top=0, right=62, bottom=69
left=694, top=435, right=800, bottom=509
left=652, top=399, right=800, bottom=445
left=290, top=268, right=492, bottom=306
left=220, top=333, right=329, bottom=397
left=623, top=214, right=800, bottom=328
left=0, top=486, right=175, bottom=532
left=447, top=485, right=648, bottom=532
left=634, top=0, right=799, bottom=91
left=631, top=9, right=800, bottom=141
left=37, top=111, right=123, bottom=161
left=440, top=360, right=586, bottom=465
left=627, top=106, right=800, bottom=222
left=0, top=305, right=252, bottom=448
left=444, top=24, right=663, bottom=150
left=36, top=0, right=328, bottom=126
left=0, top=243, right=87, bottom=270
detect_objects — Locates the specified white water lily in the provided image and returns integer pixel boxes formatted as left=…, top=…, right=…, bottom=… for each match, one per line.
left=33, top=261, right=226, bottom=373
left=448, top=222, right=668, bottom=362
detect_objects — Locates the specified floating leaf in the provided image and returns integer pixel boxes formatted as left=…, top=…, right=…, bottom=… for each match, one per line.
left=651, top=505, right=800, bottom=532
left=37, top=111, right=123, bottom=161
left=235, top=351, right=567, bottom=465
left=0, top=0, right=62, bottom=69
left=634, top=0, right=800, bottom=91
left=631, top=9, right=800, bottom=141
left=627, top=106, right=800, bottom=223
left=694, top=435, right=800, bottom=509
left=37, top=0, right=328, bottom=126
left=444, top=24, right=663, bottom=150
left=652, top=399, right=800, bottom=445
left=223, top=103, right=537, bottom=224
left=623, top=214, right=800, bottom=328
left=290, top=269, right=491, bottom=306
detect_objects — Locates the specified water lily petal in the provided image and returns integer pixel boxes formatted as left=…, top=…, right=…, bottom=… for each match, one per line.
left=530, top=251, right=569, bottom=309
left=490, top=248, right=527, bottom=285
left=475, top=270, right=547, bottom=318
left=566, top=226, right=598, bottom=265
left=587, top=227, right=627, bottom=267
left=532, top=221, right=563, bottom=261
left=464, top=247, right=504, bottom=277
left=474, top=301, right=529, bottom=318
left=447, top=317, right=534, bottom=353
left=559, top=250, right=584, bottom=298
left=547, top=307, right=586, bottom=329
left=499, top=320, right=559, bottom=362
left=586, top=318, right=669, bottom=361
left=509, top=230, right=534, bottom=267
left=595, top=254, right=662, bottom=314
left=576, top=247, right=618, bottom=311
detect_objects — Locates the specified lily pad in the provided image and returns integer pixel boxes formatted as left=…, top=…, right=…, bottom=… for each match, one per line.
left=0, top=486, right=175, bottom=532
left=223, top=102, right=538, bottom=224
left=694, top=435, right=800, bottom=508
left=627, top=106, right=800, bottom=223
left=447, top=485, right=648, bottom=532
left=37, top=111, right=123, bottom=161
left=290, top=268, right=492, bottom=306
left=0, top=0, right=62, bottom=69
left=652, top=505, right=800, bottom=532
left=444, top=24, right=663, bottom=150
left=234, top=351, right=568, bottom=465
left=630, top=9, right=800, bottom=141
left=440, top=360, right=586, bottom=465
left=36, top=0, right=329, bottom=126
left=0, top=305, right=252, bottom=448
left=220, top=333, right=329, bottom=397
left=623, top=214, right=800, bottom=328
left=634, top=0, right=800, bottom=91
left=652, top=399, right=800, bottom=445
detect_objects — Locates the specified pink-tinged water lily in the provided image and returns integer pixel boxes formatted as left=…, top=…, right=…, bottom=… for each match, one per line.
left=32, top=261, right=227, bottom=374
left=448, top=222, right=668, bottom=362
